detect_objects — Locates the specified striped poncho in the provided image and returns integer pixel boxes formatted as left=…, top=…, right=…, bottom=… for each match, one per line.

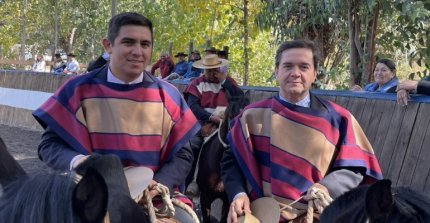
left=33, top=72, right=200, bottom=172
left=228, top=94, right=383, bottom=218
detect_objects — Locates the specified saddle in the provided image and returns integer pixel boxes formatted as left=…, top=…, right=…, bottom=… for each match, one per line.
left=201, top=122, right=218, bottom=137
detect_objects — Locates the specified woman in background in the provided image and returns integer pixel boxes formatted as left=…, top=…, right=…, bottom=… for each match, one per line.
left=351, top=58, right=398, bottom=93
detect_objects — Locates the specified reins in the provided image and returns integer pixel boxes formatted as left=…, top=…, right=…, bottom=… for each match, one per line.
left=280, top=187, right=333, bottom=223
left=136, top=183, right=200, bottom=223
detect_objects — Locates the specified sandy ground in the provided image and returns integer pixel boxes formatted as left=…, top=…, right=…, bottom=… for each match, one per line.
left=0, top=124, right=51, bottom=174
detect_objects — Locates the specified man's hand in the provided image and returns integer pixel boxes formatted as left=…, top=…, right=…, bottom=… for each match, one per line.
left=397, top=89, right=410, bottom=106
left=227, top=194, right=251, bottom=223
left=350, top=84, right=362, bottom=91
left=148, top=180, right=160, bottom=199
left=209, top=114, right=223, bottom=125
left=71, top=155, right=89, bottom=169
left=396, top=80, right=418, bottom=92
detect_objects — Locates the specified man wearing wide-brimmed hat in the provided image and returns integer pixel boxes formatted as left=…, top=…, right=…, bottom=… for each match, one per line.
left=63, top=52, right=80, bottom=74
left=183, top=54, right=244, bottom=187
left=164, top=52, right=189, bottom=80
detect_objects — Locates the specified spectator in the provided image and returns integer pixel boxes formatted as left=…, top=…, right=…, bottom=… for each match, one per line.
left=221, top=40, right=383, bottom=222
left=150, top=52, right=175, bottom=78
left=350, top=58, right=398, bottom=93
left=183, top=54, right=244, bottom=189
left=52, top=53, right=66, bottom=74
left=32, top=54, right=46, bottom=72
left=87, top=52, right=110, bottom=72
left=396, top=79, right=430, bottom=106
left=182, top=50, right=203, bottom=82
left=164, top=52, right=188, bottom=80
left=63, top=53, right=80, bottom=75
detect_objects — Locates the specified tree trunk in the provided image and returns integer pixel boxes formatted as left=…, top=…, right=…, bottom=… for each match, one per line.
left=111, top=0, right=117, bottom=18
left=243, top=0, right=249, bottom=86
left=365, top=1, right=380, bottom=83
left=19, top=0, right=28, bottom=61
left=348, top=0, right=361, bottom=86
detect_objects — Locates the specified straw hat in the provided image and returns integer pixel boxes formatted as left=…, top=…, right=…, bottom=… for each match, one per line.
left=123, top=166, right=154, bottom=200
left=192, top=54, right=229, bottom=69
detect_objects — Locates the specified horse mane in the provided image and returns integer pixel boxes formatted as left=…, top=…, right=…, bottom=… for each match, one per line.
left=320, top=180, right=430, bottom=223
left=0, top=173, right=77, bottom=223
left=391, top=186, right=430, bottom=222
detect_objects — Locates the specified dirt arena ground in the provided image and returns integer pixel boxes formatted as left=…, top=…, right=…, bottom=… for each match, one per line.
left=0, top=124, right=51, bottom=174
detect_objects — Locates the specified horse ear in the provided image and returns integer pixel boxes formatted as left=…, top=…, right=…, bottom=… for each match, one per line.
left=0, top=137, right=27, bottom=185
left=73, top=167, right=108, bottom=223
left=365, top=179, right=393, bottom=221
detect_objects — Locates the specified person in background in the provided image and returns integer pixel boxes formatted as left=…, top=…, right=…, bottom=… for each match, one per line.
left=217, top=49, right=229, bottom=74
left=350, top=58, right=398, bottom=93
left=32, top=54, right=46, bottom=72
left=396, top=79, right=430, bottom=106
left=150, top=52, right=175, bottom=78
left=221, top=40, right=383, bottom=223
left=183, top=54, right=244, bottom=190
left=52, top=53, right=66, bottom=74
left=87, top=52, right=110, bottom=72
left=32, top=12, right=200, bottom=222
left=182, top=50, right=203, bottom=82
left=63, top=53, right=80, bottom=75
left=164, top=52, right=188, bottom=80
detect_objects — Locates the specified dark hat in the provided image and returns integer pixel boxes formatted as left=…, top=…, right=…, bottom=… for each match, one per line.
left=174, top=52, right=188, bottom=57
left=67, top=52, right=77, bottom=57
left=54, top=53, right=61, bottom=57
left=204, top=46, right=218, bottom=53
left=191, top=50, right=200, bottom=54
left=217, top=50, right=227, bottom=56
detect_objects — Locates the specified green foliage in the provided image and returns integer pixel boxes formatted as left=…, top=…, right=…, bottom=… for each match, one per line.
left=0, top=0, right=429, bottom=87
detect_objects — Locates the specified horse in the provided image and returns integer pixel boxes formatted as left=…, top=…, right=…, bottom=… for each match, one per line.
left=320, top=179, right=430, bottom=223
left=195, top=91, right=250, bottom=223
left=0, top=136, right=149, bottom=223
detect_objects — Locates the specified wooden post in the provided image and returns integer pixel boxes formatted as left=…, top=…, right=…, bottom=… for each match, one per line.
left=188, top=41, right=193, bottom=57
left=168, top=42, right=173, bottom=56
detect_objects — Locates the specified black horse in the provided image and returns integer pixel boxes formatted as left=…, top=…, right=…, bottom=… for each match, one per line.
left=0, top=136, right=149, bottom=223
left=320, top=179, right=430, bottom=223
left=196, top=92, right=249, bottom=223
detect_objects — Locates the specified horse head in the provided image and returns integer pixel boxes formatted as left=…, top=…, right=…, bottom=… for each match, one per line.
left=0, top=137, right=26, bottom=186
left=0, top=143, right=109, bottom=223
left=0, top=137, right=149, bottom=223
left=320, top=179, right=430, bottom=223
left=75, top=154, right=150, bottom=223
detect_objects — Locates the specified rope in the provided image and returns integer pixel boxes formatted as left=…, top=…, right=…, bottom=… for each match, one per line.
left=303, top=187, right=333, bottom=223
left=280, top=187, right=333, bottom=223
left=140, top=183, right=200, bottom=223
left=217, top=119, right=228, bottom=148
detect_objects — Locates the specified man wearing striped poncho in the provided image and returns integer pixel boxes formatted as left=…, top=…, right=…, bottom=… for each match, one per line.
left=33, top=12, right=200, bottom=222
left=221, top=40, right=383, bottom=223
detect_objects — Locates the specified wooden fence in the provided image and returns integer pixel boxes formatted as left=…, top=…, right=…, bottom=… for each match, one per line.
left=1, top=71, right=430, bottom=194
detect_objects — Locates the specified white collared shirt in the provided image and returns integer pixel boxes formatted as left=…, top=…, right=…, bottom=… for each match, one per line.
left=278, top=93, right=311, bottom=108
left=107, top=67, right=144, bottom=84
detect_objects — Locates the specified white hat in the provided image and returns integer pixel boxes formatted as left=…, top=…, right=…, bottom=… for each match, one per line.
left=192, top=54, right=229, bottom=69
left=123, top=166, right=154, bottom=200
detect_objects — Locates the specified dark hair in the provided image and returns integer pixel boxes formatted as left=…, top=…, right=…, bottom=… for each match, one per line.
left=275, top=40, right=320, bottom=69
left=376, top=58, right=396, bottom=72
left=107, top=12, right=153, bottom=43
